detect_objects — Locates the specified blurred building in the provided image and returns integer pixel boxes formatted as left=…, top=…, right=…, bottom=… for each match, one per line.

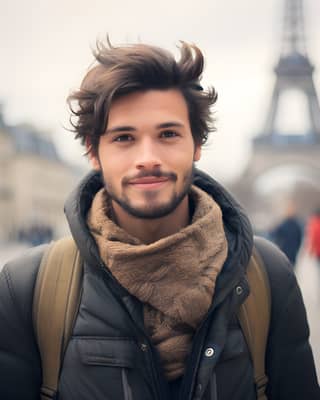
left=0, top=108, right=85, bottom=243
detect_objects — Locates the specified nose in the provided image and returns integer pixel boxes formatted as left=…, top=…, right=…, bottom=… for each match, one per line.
left=135, top=138, right=161, bottom=170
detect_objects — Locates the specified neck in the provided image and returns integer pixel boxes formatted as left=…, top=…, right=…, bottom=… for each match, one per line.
left=111, top=197, right=190, bottom=244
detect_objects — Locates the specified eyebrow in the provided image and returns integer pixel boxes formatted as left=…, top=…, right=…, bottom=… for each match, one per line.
left=105, top=126, right=135, bottom=135
left=156, top=122, right=185, bottom=129
left=105, top=121, right=185, bottom=135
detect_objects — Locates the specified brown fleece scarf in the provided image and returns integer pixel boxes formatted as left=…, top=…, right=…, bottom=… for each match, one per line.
left=87, top=186, right=228, bottom=381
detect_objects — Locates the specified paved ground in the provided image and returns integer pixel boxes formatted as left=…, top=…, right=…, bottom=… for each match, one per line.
left=0, top=242, right=319, bottom=381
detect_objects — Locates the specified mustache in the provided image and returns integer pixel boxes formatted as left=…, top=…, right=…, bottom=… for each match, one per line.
left=122, top=169, right=177, bottom=185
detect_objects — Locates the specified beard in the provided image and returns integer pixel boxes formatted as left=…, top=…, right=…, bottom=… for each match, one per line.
left=103, top=165, right=195, bottom=220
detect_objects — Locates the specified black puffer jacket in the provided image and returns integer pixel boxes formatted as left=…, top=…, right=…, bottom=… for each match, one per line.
left=0, top=170, right=319, bottom=400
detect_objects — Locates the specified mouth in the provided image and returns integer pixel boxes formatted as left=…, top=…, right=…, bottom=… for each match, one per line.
left=128, top=176, right=170, bottom=189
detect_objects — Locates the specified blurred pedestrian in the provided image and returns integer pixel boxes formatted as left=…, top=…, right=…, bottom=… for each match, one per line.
left=269, top=203, right=303, bottom=267
left=305, top=208, right=320, bottom=265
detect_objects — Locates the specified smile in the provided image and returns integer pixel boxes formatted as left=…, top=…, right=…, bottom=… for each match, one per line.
left=128, top=176, right=170, bottom=190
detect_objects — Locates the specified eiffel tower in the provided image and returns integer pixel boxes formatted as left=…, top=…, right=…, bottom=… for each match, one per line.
left=257, top=0, right=320, bottom=145
left=230, top=0, right=320, bottom=229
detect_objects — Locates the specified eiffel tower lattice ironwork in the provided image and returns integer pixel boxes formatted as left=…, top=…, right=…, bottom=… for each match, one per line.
left=256, top=0, right=320, bottom=145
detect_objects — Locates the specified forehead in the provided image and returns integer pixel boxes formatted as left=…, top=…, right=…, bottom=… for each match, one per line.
left=107, top=89, right=190, bottom=127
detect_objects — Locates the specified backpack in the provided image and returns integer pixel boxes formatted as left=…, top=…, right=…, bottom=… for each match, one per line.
left=33, top=236, right=271, bottom=400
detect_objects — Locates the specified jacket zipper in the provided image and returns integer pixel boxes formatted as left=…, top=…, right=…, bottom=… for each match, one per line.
left=181, top=278, right=245, bottom=400
left=180, top=299, right=223, bottom=400
left=101, top=267, right=163, bottom=400
left=181, top=316, right=210, bottom=400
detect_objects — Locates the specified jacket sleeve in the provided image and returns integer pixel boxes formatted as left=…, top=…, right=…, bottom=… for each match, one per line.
left=0, top=246, right=46, bottom=400
left=255, top=237, right=320, bottom=400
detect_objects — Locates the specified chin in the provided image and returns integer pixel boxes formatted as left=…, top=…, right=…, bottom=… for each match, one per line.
left=128, top=202, right=180, bottom=219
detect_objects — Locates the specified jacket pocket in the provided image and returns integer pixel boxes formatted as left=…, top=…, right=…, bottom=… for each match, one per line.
left=215, top=329, right=256, bottom=399
left=219, top=328, right=248, bottom=362
left=79, top=337, right=136, bottom=400
left=78, top=336, right=137, bottom=368
left=59, top=337, right=138, bottom=400
left=122, top=368, right=134, bottom=400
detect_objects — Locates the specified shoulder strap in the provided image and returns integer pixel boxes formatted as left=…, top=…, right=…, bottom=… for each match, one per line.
left=33, top=236, right=82, bottom=400
left=237, top=246, right=271, bottom=400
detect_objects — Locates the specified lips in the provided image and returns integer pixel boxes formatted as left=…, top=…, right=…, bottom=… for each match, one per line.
left=129, top=176, right=169, bottom=184
left=128, top=176, right=170, bottom=189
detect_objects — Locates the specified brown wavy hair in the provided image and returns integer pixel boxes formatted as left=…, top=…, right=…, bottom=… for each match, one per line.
left=67, top=39, right=218, bottom=154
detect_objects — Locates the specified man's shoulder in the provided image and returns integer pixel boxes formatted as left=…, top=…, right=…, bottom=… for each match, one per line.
left=253, top=235, right=298, bottom=313
left=0, top=244, right=48, bottom=318
left=254, top=235, right=295, bottom=279
left=2, top=244, right=48, bottom=283
left=0, top=246, right=44, bottom=398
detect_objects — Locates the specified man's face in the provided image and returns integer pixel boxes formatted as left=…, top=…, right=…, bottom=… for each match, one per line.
left=89, top=89, right=201, bottom=219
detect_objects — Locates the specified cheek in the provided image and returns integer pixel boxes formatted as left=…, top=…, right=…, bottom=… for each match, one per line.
left=173, top=149, right=195, bottom=167
left=100, top=158, right=128, bottom=189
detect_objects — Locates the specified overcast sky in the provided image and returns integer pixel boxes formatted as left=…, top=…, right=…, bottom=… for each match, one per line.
left=1, top=0, right=319, bottom=182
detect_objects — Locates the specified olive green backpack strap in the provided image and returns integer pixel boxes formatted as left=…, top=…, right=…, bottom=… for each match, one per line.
left=33, top=236, right=82, bottom=400
left=238, top=246, right=271, bottom=400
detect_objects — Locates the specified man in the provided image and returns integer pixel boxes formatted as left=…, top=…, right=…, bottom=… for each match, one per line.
left=0, top=40, right=319, bottom=400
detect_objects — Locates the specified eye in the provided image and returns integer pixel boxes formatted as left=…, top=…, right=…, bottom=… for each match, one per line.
left=160, top=130, right=179, bottom=138
left=113, top=134, right=134, bottom=142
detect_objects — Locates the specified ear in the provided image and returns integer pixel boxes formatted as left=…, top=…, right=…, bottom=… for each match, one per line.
left=194, top=145, right=201, bottom=162
left=85, top=137, right=101, bottom=171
